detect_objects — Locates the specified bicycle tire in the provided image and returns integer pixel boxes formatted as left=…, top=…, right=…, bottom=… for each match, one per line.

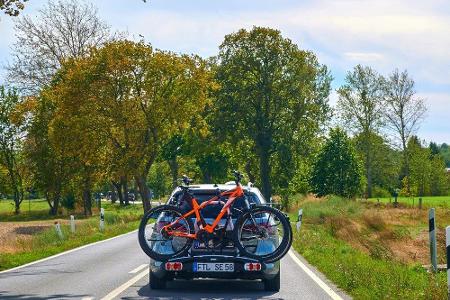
left=138, top=205, right=194, bottom=261
left=233, top=205, right=292, bottom=263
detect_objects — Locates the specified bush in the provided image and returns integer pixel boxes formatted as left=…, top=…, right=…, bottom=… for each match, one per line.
left=372, top=186, right=391, bottom=198
left=61, top=193, right=75, bottom=210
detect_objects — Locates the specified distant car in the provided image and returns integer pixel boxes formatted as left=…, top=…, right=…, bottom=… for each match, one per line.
left=148, top=183, right=281, bottom=291
left=128, top=192, right=136, bottom=202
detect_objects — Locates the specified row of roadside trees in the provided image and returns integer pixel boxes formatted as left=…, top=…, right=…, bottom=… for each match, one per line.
left=0, top=0, right=448, bottom=215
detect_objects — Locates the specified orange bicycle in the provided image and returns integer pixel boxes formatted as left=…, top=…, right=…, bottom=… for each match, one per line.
left=138, top=171, right=292, bottom=263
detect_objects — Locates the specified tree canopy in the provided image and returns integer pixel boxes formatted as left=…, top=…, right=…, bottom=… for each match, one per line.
left=310, top=128, right=363, bottom=198
left=214, top=26, right=331, bottom=200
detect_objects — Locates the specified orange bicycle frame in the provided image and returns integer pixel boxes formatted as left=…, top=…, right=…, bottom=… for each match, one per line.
left=162, top=184, right=245, bottom=239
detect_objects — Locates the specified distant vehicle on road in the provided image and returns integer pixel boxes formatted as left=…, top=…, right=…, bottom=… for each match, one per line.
left=146, top=183, right=282, bottom=291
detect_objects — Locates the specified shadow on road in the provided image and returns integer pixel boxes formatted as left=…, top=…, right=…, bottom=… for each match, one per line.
left=0, top=291, right=89, bottom=300
left=123, top=279, right=282, bottom=300
left=0, top=263, right=80, bottom=279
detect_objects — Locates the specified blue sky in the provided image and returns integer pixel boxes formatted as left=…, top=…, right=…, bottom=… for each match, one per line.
left=0, top=0, right=449, bottom=143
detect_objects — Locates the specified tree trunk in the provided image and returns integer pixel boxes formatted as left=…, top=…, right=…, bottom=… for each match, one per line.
left=121, top=175, right=129, bottom=205
left=168, top=158, right=179, bottom=189
left=82, top=180, right=92, bottom=216
left=203, top=172, right=212, bottom=184
left=258, top=147, right=272, bottom=201
left=245, top=161, right=256, bottom=183
left=83, top=189, right=92, bottom=216
left=401, top=138, right=411, bottom=194
left=112, top=181, right=123, bottom=204
left=13, top=188, right=20, bottom=214
left=364, top=147, right=373, bottom=198
left=49, top=191, right=60, bottom=216
left=136, top=175, right=151, bottom=212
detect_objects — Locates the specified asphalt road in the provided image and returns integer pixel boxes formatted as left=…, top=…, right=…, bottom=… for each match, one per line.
left=0, top=230, right=349, bottom=300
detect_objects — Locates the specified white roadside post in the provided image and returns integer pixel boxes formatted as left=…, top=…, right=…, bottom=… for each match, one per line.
left=446, top=226, right=450, bottom=298
left=429, top=208, right=438, bottom=273
left=100, top=208, right=105, bottom=231
left=54, top=221, right=63, bottom=239
left=296, top=209, right=303, bottom=232
left=70, top=215, right=75, bottom=233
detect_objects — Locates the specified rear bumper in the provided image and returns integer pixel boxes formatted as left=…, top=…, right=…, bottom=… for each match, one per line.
left=150, top=255, right=280, bottom=280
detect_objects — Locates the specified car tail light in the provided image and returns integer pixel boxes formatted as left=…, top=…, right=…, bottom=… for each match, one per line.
left=165, top=262, right=183, bottom=271
left=244, top=262, right=261, bottom=271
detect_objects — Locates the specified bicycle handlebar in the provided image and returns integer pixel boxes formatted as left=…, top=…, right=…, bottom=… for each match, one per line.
left=232, top=170, right=243, bottom=184
left=178, top=175, right=193, bottom=187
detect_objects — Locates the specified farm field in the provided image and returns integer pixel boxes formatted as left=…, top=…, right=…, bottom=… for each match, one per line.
left=366, top=196, right=450, bottom=208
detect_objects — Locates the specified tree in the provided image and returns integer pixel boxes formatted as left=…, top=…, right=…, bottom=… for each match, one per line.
left=310, top=128, right=363, bottom=198
left=0, top=86, right=26, bottom=213
left=161, top=135, right=185, bottom=188
left=215, top=26, right=331, bottom=200
left=24, top=93, right=73, bottom=215
left=383, top=69, right=426, bottom=181
left=439, top=143, right=450, bottom=167
left=7, top=0, right=110, bottom=93
left=353, top=132, right=401, bottom=193
left=337, top=65, right=384, bottom=198
left=430, top=154, right=448, bottom=196
left=47, top=40, right=211, bottom=212
left=407, top=137, right=431, bottom=197
left=45, top=62, right=108, bottom=216
left=0, top=0, right=27, bottom=16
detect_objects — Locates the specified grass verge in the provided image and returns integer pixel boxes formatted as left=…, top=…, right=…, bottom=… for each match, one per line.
left=291, top=195, right=447, bottom=299
left=0, top=203, right=143, bottom=271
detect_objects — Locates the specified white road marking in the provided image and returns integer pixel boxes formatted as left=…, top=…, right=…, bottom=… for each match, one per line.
left=0, top=230, right=138, bottom=274
left=288, top=250, right=343, bottom=300
left=81, top=297, right=94, bottom=300
left=129, top=264, right=148, bottom=274
left=100, top=269, right=148, bottom=300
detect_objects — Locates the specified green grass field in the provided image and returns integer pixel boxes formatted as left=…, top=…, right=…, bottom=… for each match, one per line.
left=0, top=199, right=67, bottom=221
left=367, top=195, right=450, bottom=208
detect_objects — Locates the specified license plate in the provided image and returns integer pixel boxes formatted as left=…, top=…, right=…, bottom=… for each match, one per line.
left=193, top=262, right=234, bottom=272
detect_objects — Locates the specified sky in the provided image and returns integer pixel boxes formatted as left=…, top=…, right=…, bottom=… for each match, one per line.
left=0, top=0, right=449, bottom=143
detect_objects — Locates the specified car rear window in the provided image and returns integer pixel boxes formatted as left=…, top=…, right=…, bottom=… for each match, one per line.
left=175, top=191, right=259, bottom=218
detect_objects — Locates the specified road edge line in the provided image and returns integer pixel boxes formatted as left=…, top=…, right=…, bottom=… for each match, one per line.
left=101, top=268, right=148, bottom=300
left=288, top=250, right=344, bottom=300
left=0, top=229, right=138, bottom=274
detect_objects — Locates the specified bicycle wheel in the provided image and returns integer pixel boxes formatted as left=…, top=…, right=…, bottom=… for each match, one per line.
left=138, top=205, right=194, bottom=261
left=234, top=205, right=292, bottom=263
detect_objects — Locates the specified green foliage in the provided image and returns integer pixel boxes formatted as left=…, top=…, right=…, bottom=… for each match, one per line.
left=405, top=137, right=448, bottom=196
left=147, top=162, right=172, bottom=199
left=310, top=128, right=363, bottom=198
left=61, top=192, right=75, bottom=210
left=371, top=186, right=392, bottom=198
left=435, top=143, right=450, bottom=167
left=0, top=86, right=27, bottom=213
left=353, top=131, right=401, bottom=192
left=214, top=26, right=331, bottom=200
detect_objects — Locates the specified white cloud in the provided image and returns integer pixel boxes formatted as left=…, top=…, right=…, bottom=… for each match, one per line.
left=344, top=52, right=384, bottom=62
